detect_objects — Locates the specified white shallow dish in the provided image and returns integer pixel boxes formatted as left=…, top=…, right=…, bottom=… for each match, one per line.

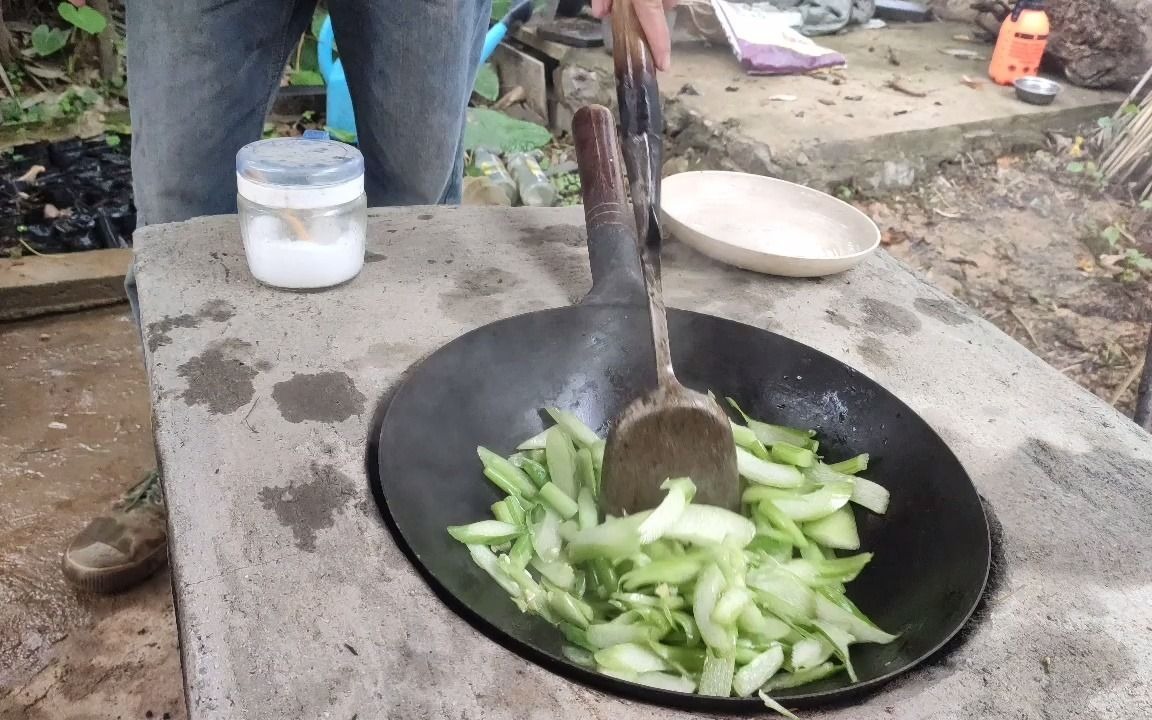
left=661, top=171, right=881, bottom=277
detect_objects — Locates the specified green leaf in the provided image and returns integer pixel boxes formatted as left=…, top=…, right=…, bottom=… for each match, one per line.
left=1101, top=225, right=1122, bottom=248
left=1096, top=116, right=1113, bottom=129
left=473, top=63, right=500, bottom=103
left=1124, top=249, right=1152, bottom=271
left=105, top=134, right=121, bottom=148
left=1123, top=102, right=1140, bottom=115
left=57, top=3, right=108, bottom=35
left=310, top=10, right=328, bottom=39
left=30, top=24, right=69, bottom=57
left=289, top=69, right=324, bottom=86
left=464, top=108, right=551, bottom=154
left=1066, top=161, right=1085, bottom=174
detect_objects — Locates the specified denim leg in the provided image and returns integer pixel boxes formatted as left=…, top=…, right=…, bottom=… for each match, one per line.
left=125, top=0, right=318, bottom=322
left=327, top=0, right=492, bottom=206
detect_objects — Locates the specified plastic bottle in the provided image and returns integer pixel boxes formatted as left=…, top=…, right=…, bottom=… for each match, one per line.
left=507, top=152, right=557, bottom=207
left=472, top=148, right=519, bottom=205
left=988, top=0, right=1050, bottom=86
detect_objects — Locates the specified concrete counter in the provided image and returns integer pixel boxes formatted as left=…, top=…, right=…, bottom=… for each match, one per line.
left=135, top=207, right=1151, bottom=719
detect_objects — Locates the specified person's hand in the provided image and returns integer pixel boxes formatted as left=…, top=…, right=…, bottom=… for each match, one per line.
left=591, top=0, right=678, bottom=71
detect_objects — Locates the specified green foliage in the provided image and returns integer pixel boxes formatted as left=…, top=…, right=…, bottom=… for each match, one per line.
left=464, top=108, right=552, bottom=154
left=289, top=69, right=324, bottom=86
left=30, top=25, right=70, bottom=57
left=0, top=86, right=100, bottom=127
left=57, top=2, right=108, bottom=35
left=1101, top=224, right=1122, bottom=248
left=474, top=63, right=499, bottom=102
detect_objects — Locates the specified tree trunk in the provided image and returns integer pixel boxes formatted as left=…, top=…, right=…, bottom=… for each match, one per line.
left=90, top=0, right=118, bottom=83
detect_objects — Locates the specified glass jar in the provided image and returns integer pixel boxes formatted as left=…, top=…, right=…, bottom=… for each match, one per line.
left=235, top=137, right=367, bottom=290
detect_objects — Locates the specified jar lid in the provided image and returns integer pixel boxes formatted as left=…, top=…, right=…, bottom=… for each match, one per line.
left=236, top=137, right=364, bottom=209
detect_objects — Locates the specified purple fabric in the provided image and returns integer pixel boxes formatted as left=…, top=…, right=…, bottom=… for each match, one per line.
left=736, top=39, right=846, bottom=75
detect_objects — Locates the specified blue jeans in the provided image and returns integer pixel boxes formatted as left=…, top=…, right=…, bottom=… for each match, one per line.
left=125, top=0, right=491, bottom=315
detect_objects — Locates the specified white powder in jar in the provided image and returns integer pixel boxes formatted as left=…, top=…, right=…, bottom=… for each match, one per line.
left=241, top=214, right=365, bottom=289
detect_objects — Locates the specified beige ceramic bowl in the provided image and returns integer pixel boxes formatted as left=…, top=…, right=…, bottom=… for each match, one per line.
left=661, top=171, right=881, bottom=277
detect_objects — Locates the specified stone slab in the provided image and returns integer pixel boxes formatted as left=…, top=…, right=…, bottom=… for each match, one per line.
left=0, top=249, right=131, bottom=322
left=134, top=207, right=1152, bottom=720
left=554, top=21, right=1123, bottom=189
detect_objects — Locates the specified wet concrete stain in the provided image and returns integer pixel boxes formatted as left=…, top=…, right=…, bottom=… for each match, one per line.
left=825, top=308, right=855, bottom=330
left=516, top=224, right=585, bottom=249
left=454, top=266, right=519, bottom=297
left=271, top=371, right=366, bottom=423
left=860, top=297, right=922, bottom=336
left=914, top=296, right=973, bottom=327
left=177, top=338, right=269, bottom=414
left=258, top=462, right=356, bottom=551
left=146, top=300, right=236, bottom=353
left=417, top=213, right=434, bottom=221
left=856, top=336, right=894, bottom=367
left=364, top=251, right=387, bottom=264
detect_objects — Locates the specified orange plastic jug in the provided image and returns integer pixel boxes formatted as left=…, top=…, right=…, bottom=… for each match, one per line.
left=989, top=0, right=1050, bottom=85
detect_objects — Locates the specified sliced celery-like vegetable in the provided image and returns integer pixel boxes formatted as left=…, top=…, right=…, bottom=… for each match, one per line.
left=770, top=442, right=816, bottom=468
left=538, top=481, right=579, bottom=520
left=663, top=505, right=756, bottom=548
left=467, top=544, right=520, bottom=597
left=790, top=635, right=834, bottom=671
left=621, top=556, right=705, bottom=591
left=532, top=557, right=576, bottom=590
left=699, top=653, right=736, bottom=697
left=815, top=589, right=896, bottom=644
left=758, top=691, right=800, bottom=720
left=516, top=428, right=550, bottom=450
left=545, top=408, right=601, bottom=448
left=636, top=671, right=696, bottom=693
left=563, top=644, right=595, bottom=666
left=737, top=604, right=792, bottom=641
left=812, top=620, right=857, bottom=682
left=769, top=481, right=854, bottom=522
left=693, top=563, right=735, bottom=654
left=638, top=477, right=696, bottom=543
left=756, top=500, right=809, bottom=548
left=576, top=448, right=596, bottom=497
left=738, top=447, right=805, bottom=488
left=712, top=587, right=753, bottom=626
left=511, top=453, right=550, bottom=488
left=587, top=621, right=657, bottom=649
left=568, top=512, right=648, bottom=562
left=447, top=520, right=521, bottom=546
left=546, top=427, right=578, bottom=498
left=802, top=506, right=860, bottom=550
left=761, top=662, right=843, bottom=691
left=531, top=506, right=563, bottom=562
left=726, top=398, right=815, bottom=448
left=577, top=486, right=598, bottom=530
left=491, top=500, right=517, bottom=527
left=828, top=454, right=869, bottom=475
left=595, top=643, right=667, bottom=674
left=508, top=534, right=533, bottom=568
left=850, top=476, right=890, bottom=515
left=458, top=404, right=895, bottom=699
left=549, top=588, right=594, bottom=629
left=477, top=447, right=537, bottom=497
left=733, top=644, right=785, bottom=697
left=730, top=421, right=770, bottom=460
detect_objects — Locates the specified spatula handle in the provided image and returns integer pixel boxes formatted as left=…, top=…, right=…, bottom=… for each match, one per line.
left=573, top=104, right=646, bottom=307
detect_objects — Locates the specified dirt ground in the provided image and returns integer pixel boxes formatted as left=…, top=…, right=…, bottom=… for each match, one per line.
left=0, top=145, right=1147, bottom=718
left=863, top=144, right=1151, bottom=416
left=0, top=307, right=185, bottom=720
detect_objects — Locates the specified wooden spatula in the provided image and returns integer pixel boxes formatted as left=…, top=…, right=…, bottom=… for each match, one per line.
left=600, top=0, right=739, bottom=516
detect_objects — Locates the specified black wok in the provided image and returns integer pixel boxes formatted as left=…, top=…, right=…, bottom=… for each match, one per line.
left=370, top=107, right=990, bottom=711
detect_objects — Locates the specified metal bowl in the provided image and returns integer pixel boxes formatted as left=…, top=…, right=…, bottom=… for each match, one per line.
left=1014, top=76, right=1061, bottom=105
